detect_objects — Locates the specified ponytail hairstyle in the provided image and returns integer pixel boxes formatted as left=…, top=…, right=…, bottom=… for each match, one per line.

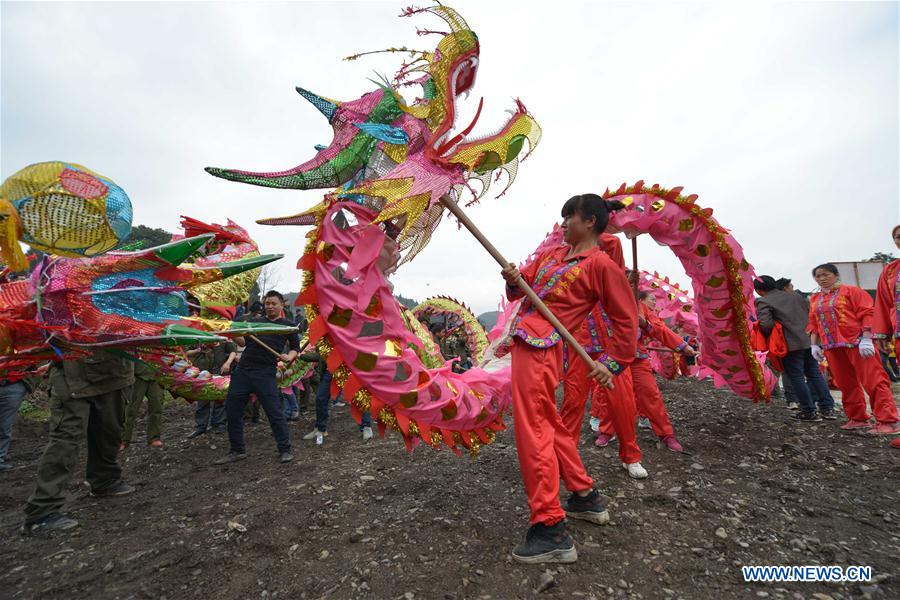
left=561, top=193, right=626, bottom=233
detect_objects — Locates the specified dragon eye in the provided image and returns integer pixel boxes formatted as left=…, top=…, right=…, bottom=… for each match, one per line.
left=331, top=208, right=359, bottom=230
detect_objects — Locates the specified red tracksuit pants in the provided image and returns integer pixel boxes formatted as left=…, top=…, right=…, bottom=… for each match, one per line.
left=630, top=359, right=676, bottom=438
left=512, top=339, right=594, bottom=526
left=561, top=356, right=642, bottom=464
left=594, top=358, right=675, bottom=439
left=825, top=347, right=898, bottom=423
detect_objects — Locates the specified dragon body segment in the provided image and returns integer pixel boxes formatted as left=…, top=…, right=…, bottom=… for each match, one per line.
left=604, top=182, right=776, bottom=401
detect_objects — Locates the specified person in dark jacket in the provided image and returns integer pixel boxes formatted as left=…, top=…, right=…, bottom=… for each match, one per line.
left=0, top=378, right=29, bottom=472
left=215, top=290, right=299, bottom=465
left=122, top=360, right=165, bottom=448
left=22, top=352, right=136, bottom=533
left=187, top=341, right=237, bottom=437
left=754, top=276, right=835, bottom=422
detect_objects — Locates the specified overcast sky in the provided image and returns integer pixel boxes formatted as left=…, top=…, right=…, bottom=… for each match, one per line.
left=3, top=1, right=898, bottom=314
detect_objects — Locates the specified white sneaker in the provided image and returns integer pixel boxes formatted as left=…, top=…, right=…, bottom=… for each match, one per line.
left=361, top=426, right=373, bottom=440
left=622, top=462, right=648, bottom=479
left=589, top=417, right=600, bottom=432
left=637, top=417, right=651, bottom=430
left=303, top=429, right=327, bottom=441
left=315, top=431, right=324, bottom=446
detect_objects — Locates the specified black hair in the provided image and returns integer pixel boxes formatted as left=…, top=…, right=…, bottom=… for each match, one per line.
left=811, top=263, right=839, bottom=278
left=561, top=194, right=626, bottom=233
left=774, top=277, right=791, bottom=290
left=264, top=290, right=285, bottom=303
left=638, top=291, right=651, bottom=301
left=753, top=275, right=776, bottom=293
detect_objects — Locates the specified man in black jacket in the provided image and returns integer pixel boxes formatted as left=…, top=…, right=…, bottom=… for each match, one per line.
left=754, top=276, right=835, bottom=422
left=23, top=352, right=135, bottom=533
left=216, top=290, right=299, bottom=464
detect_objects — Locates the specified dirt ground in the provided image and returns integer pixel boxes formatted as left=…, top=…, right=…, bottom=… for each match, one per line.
left=1, top=377, right=898, bottom=600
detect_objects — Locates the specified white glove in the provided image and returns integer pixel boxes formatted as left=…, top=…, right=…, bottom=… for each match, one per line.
left=810, top=344, right=825, bottom=362
left=858, top=337, right=876, bottom=358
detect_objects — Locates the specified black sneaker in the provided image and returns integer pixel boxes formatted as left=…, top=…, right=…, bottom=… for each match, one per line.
left=21, top=512, right=79, bottom=534
left=91, top=481, right=135, bottom=497
left=214, top=452, right=247, bottom=465
left=792, top=411, right=823, bottom=422
left=186, top=428, right=207, bottom=439
left=820, top=409, right=838, bottom=420
left=563, top=489, right=610, bottom=525
left=511, top=521, right=577, bottom=564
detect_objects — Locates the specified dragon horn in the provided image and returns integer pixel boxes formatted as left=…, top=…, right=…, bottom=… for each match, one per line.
left=256, top=214, right=317, bottom=227
left=218, top=253, right=282, bottom=277
left=152, top=234, right=214, bottom=266
left=296, top=87, right=341, bottom=122
left=181, top=254, right=284, bottom=288
left=405, top=4, right=471, bottom=33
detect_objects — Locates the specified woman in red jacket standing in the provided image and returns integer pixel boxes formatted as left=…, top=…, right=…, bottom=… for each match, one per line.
left=501, top=194, right=637, bottom=564
left=630, top=292, right=697, bottom=451
left=808, top=263, right=899, bottom=434
left=873, top=225, right=900, bottom=447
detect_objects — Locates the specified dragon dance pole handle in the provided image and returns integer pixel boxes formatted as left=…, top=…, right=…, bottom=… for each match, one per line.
left=247, top=329, right=308, bottom=361
left=248, top=334, right=288, bottom=360
left=438, top=196, right=608, bottom=385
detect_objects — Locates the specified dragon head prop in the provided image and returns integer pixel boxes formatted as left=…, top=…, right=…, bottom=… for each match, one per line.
left=175, top=216, right=267, bottom=318
left=206, top=3, right=541, bottom=265
left=0, top=230, right=290, bottom=377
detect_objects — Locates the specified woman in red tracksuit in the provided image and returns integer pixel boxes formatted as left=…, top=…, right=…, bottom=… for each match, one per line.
left=808, top=263, right=899, bottom=434
left=874, top=226, right=900, bottom=448
left=591, top=292, right=695, bottom=454
left=561, top=234, right=646, bottom=479
left=501, top=194, right=637, bottom=564
left=627, top=292, right=696, bottom=450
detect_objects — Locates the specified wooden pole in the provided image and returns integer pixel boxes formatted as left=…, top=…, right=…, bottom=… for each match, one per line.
left=439, top=196, right=612, bottom=387
left=247, top=329, right=304, bottom=362
left=630, top=236, right=639, bottom=298
left=248, top=334, right=284, bottom=360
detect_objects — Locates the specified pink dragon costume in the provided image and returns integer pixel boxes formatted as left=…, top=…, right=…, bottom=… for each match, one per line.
left=638, top=270, right=698, bottom=380
left=638, top=270, right=698, bottom=336
left=484, top=194, right=774, bottom=400
left=207, top=5, right=540, bottom=455
left=603, top=182, right=776, bottom=401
